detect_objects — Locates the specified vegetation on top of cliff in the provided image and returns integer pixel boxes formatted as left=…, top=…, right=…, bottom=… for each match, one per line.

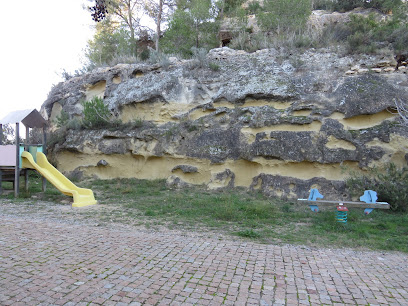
left=72, top=0, right=408, bottom=75
left=314, top=0, right=403, bottom=13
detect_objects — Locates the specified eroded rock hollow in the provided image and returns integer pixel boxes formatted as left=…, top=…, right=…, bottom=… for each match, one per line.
left=42, top=48, right=408, bottom=199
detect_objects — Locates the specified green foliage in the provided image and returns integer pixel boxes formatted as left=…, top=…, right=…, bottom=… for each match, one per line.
left=312, top=0, right=336, bottom=10
left=55, top=110, right=70, bottom=128
left=161, top=0, right=219, bottom=57
left=190, top=47, right=209, bottom=68
left=229, top=31, right=250, bottom=50
left=148, top=48, right=170, bottom=68
left=86, top=17, right=136, bottom=67
left=236, top=229, right=261, bottom=238
left=318, top=23, right=351, bottom=46
left=329, top=0, right=403, bottom=13
left=364, top=0, right=403, bottom=13
left=258, top=0, right=312, bottom=33
left=29, top=128, right=43, bottom=144
left=346, top=163, right=408, bottom=212
left=345, top=14, right=378, bottom=53
left=388, top=24, right=408, bottom=53
left=246, top=1, right=262, bottom=14
left=0, top=124, right=15, bottom=145
left=332, top=0, right=365, bottom=12
left=139, top=48, right=150, bottom=61
left=130, top=118, right=144, bottom=128
left=109, top=54, right=138, bottom=66
left=3, top=177, right=408, bottom=252
left=209, top=62, right=220, bottom=71
left=82, top=97, right=112, bottom=129
left=222, top=0, right=246, bottom=16
left=344, top=12, right=408, bottom=54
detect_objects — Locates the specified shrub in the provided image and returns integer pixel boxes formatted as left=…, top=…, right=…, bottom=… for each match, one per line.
left=344, top=14, right=383, bottom=54
left=345, top=163, right=408, bottom=212
left=329, top=0, right=403, bottom=13
left=246, top=1, right=262, bottom=14
left=82, top=96, right=111, bottom=129
left=229, top=31, right=251, bottom=51
left=66, top=118, right=82, bottom=130
left=140, top=48, right=150, bottom=61
left=312, top=0, right=336, bottom=10
left=55, top=110, right=70, bottom=128
left=148, top=48, right=170, bottom=69
left=319, top=23, right=351, bottom=46
left=109, top=54, right=138, bottom=66
left=190, top=47, right=208, bottom=68
left=347, top=32, right=377, bottom=53
left=389, top=25, right=408, bottom=53
left=258, top=0, right=312, bottom=34
left=209, top=62, right=220, bottom=71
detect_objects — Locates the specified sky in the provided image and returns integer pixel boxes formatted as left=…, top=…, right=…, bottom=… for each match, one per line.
left=0, top=0, right=95, bottom=121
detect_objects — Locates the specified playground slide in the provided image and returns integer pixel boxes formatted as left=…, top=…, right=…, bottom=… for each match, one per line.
left=21, top=151, right=97, bottom=207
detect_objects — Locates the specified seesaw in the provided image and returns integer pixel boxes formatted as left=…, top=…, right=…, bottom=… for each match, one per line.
left=298, top=189, right=389, bottom=223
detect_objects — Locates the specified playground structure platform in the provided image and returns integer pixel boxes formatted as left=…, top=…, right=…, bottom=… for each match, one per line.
left=0, top=109, right=96, bottom=207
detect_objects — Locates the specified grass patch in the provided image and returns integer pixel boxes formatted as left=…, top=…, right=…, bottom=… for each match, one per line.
left=236, top=229, right=261, bottom=239
left=1, top=177, right=407, bottom=252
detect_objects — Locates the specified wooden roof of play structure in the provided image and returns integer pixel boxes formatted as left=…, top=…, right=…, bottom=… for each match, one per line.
left=0, top=109, right=47, bottom=128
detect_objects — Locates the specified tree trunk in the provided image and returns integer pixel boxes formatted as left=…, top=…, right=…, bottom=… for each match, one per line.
left=156, top=0, right=163, bottom=51
left=196, top=22, right=199, bottom=48
left=128, top=0, right=137, bottom=56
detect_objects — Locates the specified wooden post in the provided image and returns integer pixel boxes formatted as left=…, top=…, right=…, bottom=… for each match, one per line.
left=42, top=125, right=47, bottom=154
left=0, top=124, right=2, bottom=195
left=25, top=126, right=29, bottom=150
left=42, top=125, right=47, bottom=192
left=25, top=126, right=29, bottom=192
left=14, top=122, right=19, bottom=197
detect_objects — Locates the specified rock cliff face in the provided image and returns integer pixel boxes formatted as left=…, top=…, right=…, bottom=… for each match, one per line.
left=42, top=48, right=408, bottom=199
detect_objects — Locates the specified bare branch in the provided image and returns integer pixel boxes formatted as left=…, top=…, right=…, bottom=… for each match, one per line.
left=395, top=98, right=408, bottom=126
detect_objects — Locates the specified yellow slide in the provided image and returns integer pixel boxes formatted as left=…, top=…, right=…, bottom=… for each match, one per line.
left=21, top=151, right=97, bottom=207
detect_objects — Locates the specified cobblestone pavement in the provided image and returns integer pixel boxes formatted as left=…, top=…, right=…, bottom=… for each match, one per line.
left=1, top=216, right=408, bottom=306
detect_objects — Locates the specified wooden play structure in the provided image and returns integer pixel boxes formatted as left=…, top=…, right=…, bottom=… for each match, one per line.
left=0, top=109, right=47, bottom=196
left=0, top=109, right=96, bottom=207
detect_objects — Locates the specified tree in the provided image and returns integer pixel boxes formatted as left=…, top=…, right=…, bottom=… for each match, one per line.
left=218, top=0, right=246, bottom=18
left=0, top=124, right=16, bottom=145
left=86, top=16, right=133, bottom=66
left=144, top=0, right=176, bottom=52
left=89, top=0, right=110, bottom=22
left=258, top=0, right=312, bottom=34
left=89, top=0, right=144, bottom=56
left=161, top=0, right=219, bottom=56
left=109, top=0, right=144, bottom=56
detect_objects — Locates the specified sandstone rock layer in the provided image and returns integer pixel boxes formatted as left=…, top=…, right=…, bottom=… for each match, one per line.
left=42, top=48, right=408, bottom=199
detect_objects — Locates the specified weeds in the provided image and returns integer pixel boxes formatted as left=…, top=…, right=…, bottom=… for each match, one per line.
left=346, top=163, right=408, bottom=212
left=236, top=229, right=261, bottom=238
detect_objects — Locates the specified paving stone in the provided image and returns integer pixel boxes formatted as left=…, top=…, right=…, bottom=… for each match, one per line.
left=0, top=216, right=407, bottom=305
